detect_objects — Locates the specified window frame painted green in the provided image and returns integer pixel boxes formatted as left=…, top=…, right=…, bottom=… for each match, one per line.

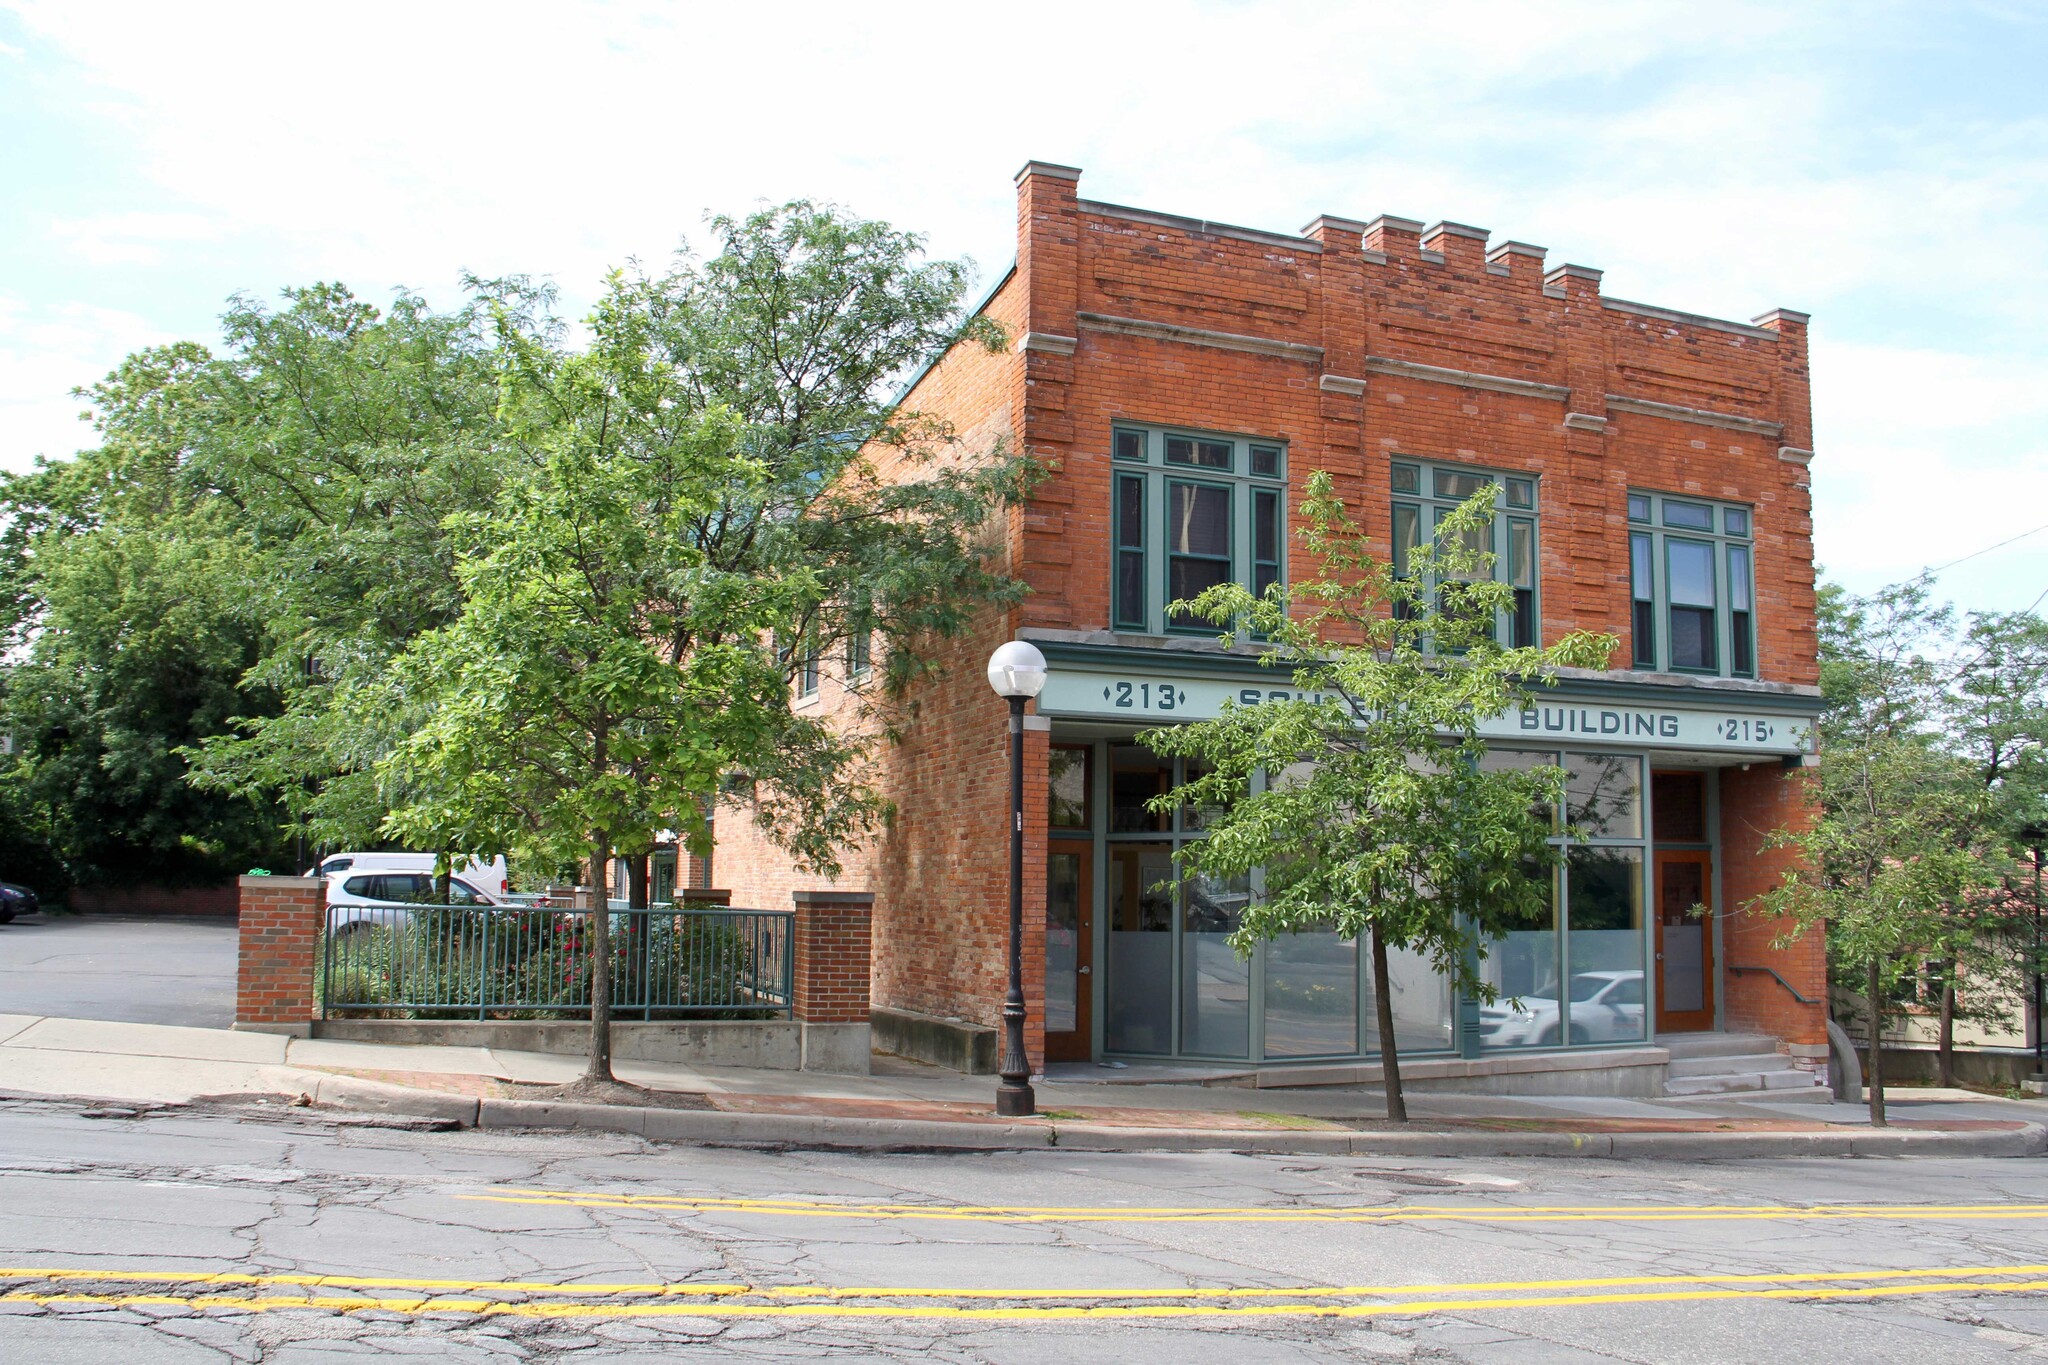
left=1390, top=457, right=1541, bottom=648
left=1625, top=489, right=1757, bottom=678
left=1109, top=425, right=1288, bottom=636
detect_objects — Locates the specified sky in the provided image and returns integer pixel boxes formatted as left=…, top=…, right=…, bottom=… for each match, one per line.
left=2, top=0, right=2045, bottom=615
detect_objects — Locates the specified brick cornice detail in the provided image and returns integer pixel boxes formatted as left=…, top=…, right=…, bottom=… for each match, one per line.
left=1606, top=394, right=1785, bottom=438
left=1318, top=374, right=1368, bottom=395
left=1363, top=355, right=1570, bottom=402
left=1075, top=312, right=1324, bottom=363
left=1563, top=412, right=1609, bottom=433
left=1016, top=332, right=1077, bottom=356
left=1777, top=446, right=1816, bottom=465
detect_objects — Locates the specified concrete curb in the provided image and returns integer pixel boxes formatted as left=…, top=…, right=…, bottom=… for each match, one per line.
left=279, top=1078, right=2048, bottom=1158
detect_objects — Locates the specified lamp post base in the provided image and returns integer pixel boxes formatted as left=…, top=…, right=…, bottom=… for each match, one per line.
left=995, top=1083, right=1037, bottom=1117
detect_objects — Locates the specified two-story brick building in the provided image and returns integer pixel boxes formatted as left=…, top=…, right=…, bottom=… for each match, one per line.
left=713, top=162, right=1829, bottom=1095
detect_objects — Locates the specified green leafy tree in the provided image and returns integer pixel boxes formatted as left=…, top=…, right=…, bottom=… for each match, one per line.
left=1142, top=473, right=1615, bottom=1121
left=1750, top=579, right=1999, bottom=1123
left=378, top=204, right=1034, bottom=1082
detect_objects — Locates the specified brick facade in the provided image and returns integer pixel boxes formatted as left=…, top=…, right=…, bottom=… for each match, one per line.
left=234, top=875, right=324, bottom=1034
left=712, top=161, right=1826, bottom=1068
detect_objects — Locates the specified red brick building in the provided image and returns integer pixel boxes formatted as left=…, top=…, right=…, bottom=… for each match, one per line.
left=713, top=162, right=1828, bottom=1093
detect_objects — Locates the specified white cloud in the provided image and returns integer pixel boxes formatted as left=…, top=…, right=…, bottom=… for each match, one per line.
left=48, top=211, right=225, bottom=265
left=4, top=0, right=2044, bottom=609
left=0, top=298, right=171, bottom=467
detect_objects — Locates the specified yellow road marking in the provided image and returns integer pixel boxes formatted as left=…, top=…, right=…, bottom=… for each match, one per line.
left=463, top=1190, right=2048, bottom=1225
left=9, top=1276, right=2048, bottom=1321
left=8, top=1262, right=2048, bottom=1305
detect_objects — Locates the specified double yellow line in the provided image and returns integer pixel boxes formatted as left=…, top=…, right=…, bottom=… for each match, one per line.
left=7, top=1263, right=2048, bottom=1320
left=461, top=1188, right=2048, bottom=1225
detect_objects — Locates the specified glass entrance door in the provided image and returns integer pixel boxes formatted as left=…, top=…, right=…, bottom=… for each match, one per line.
left=1654, top=849, right=1715, bottom=1032
left=1044, top=839, right=1094, bottom=1062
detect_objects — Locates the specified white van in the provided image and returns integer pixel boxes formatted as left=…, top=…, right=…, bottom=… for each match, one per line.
left=306, top=852, right=510, bottom=899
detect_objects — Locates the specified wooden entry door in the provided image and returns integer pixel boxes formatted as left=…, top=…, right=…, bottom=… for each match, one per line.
left=1654, top=849, right=1716, bottom=1032
left=1044, top=839, right=1095, bottom=1061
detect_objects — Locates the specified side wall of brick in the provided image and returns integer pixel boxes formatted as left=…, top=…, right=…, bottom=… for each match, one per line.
left=1718, top=765, right=1827, bottom=1045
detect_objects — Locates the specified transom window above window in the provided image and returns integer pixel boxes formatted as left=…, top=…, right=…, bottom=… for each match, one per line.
left=1627, top=490, right=1756, bottom=677
left=1390, top=458, right=1541, bottom=648
left=1112, top=425, right=1287, bottom=635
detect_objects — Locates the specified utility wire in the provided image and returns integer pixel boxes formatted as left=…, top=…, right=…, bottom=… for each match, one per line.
left=1924, top=521, right=2048, bottom=576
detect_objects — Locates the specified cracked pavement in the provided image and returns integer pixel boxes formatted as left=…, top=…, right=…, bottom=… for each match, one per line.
left=5, top=1094, right=2048, bottom=1361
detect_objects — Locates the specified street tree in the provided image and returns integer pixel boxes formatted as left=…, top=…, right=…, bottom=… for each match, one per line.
left=379, top=204, right=1034, bottom=1082
left=1749, top=578, right=1999, bottom=1124
left=1141, top=473, right=1614, bottom=1121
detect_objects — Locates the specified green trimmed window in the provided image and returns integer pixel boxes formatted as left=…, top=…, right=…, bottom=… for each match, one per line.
left=1626, top=491, right=1756, bottom=677
left=1111, top=426, right=1287, bottom=634
left=1390, top=458, right=1540, bottom=648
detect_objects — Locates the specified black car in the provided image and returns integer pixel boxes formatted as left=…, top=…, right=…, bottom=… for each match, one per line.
left=0, top=881, right=39, bottom=924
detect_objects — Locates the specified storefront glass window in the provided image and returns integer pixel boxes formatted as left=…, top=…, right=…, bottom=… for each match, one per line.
left=1566, top=753, right=1642, bottom=840
left=1263, top=921, right=1359, bottom=1058
left=1371, top=943, right=1457, bottom=1053
left=1049, top=746, right=1091, bottom=830
left=1110, top=745, right=1172, bottom=832
left=1564, top=846, right=1646, bottom=1043
left=1104, top=841, right=1176, bottom=1054
left=1180, top=869, right=1251, bottom=1057
left=1476, top=748, right=1564, bottom=1049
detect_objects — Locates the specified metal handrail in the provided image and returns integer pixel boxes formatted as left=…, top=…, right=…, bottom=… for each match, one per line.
left=1727, top=963, right=1816, bottom=1005
left=317, top=902, right=794, bottom=1021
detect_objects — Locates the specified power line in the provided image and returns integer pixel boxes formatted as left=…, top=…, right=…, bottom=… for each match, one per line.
left=1925, top=521, right=2048, bottom=576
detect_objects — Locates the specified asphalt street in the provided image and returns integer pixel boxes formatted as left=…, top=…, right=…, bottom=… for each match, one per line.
left=5, top=1096, right=2048, bottom=1362
left=0, top=914, right=237, bottom=1028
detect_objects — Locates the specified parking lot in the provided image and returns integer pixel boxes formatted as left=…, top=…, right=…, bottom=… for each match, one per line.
left=0, top=913, right=237, bottom=1028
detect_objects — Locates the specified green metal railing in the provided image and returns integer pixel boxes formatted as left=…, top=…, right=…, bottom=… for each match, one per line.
left=317, top=903, right=793, bottom=1020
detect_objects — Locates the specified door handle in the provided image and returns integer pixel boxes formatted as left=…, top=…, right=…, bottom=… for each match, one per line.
left=1078, top=965, right=1091, bottom=975
left=1655, top=953, right=1664, bottom=961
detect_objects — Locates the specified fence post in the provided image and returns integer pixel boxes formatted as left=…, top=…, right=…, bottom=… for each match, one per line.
left=790, top=890, right=873, bottom=1074
left=235, top=876, right=325, bottom=1037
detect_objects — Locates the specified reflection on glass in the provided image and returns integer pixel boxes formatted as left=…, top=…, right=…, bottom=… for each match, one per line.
left=1566, top=846, right=1645, bottom=1042
left=1180, top=870, right=1250, bottom=1058
left=1111, top=745, right=1171, bottom=832
left=1049, top=746, right=1091, bottom=829
left=1659, top=856, right=1708, bottom=1013
left=1264, top=924, right=1358, bottom=1058
left=1105, top=843, right=1174, bottom=1053
left=1668, top=539, right=1718, bottom=671
left=1045, top=852, right=1081, bottom=1033
left=1477, top=861, right=1561, bottom=1049
left=1367, top=942, right=1455, bottom=1053
left=1565, top=753, right=1641, bottom=839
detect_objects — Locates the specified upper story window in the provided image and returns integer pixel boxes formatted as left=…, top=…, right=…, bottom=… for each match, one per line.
left=1627, top=491, right=1755, bottom=677
left=1111, top=425, right=1287, bottom=635
left=1390, top=458, right=1540, bottom=648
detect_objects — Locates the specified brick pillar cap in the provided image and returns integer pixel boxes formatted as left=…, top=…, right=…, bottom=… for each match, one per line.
left=1015, top=160, right=1082, bottom=184
left=239, top=876, right=324, bottom=890
left=791, top=890, right=875, bottom=908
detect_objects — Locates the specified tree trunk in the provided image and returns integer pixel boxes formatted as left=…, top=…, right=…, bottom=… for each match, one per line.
left=1865, top=957, right=1887, bottom=1127
left=1937, top=963, right=1956, bottom=1090
left=586, top=831, right=614, bottom=1083
left=1371, top=926, right=1408, bottom=1124
left=628, top=855, right=650, bottom=910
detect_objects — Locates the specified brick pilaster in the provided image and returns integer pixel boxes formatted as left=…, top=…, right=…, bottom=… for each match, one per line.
left=791, top=890, right=874, bottom=1024
left=235, top=876, right=324, bottom=1035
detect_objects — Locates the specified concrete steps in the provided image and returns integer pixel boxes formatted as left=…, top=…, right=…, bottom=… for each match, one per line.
left=1659, top=1032, right=1827, bottom=1100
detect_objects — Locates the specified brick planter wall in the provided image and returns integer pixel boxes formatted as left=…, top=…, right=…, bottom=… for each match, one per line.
left=235, top=876, right=324, bottom=1036
left=791, top=890, right=873, bottom=1025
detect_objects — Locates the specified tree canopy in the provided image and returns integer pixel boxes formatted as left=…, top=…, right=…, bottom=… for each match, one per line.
left=1143, top=472, right=1615, bottom=1119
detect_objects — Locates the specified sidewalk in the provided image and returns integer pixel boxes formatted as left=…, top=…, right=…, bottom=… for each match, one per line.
left=1, top=1012, right=2042, bottom=1159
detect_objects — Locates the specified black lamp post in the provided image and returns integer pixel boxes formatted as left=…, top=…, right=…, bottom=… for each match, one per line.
left=2028, top=826, right=2047, bottom=1085
left=986, top=639, right=1048, bottom=1117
